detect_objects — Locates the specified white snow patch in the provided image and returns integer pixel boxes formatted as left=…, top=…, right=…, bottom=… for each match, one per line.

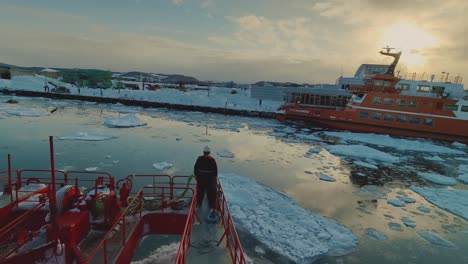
left=220, top=173, right=357, bottom=263
left=152, top=162, right=174, bottom=171
left=6, top=108, right=49, bottom=117
left=131, top=242, right=179, bottom=264
left=416, top=172, right=457, bottom=186
left=217, top=151, right=234, bottom=158
left=417, top=230, right=457, bottom=248
left=410, top=186, right=468, bottom=221
left=104, top=114, right=147, bottom=128
left=59, top=131, right=116, bottom=141
left=323, top=144, right=400, bottom=162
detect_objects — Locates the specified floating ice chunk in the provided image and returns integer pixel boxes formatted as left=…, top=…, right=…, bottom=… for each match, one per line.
left=296, top=134, right=321, bottom=141
left=85, top=167, right=98, bottom=172
left=417, top=205, right=431, bottom=213
left=6, top=108, right=49, bottom=117
left=399, top=197, right=416, bottom=203
left=452, top=142, right=466, bottom=148
left=319, top=174, right=336, bottom=182
left=112, top=160, right=120, bottom=164
left=217, top=151, right=234, bottom=158
left=455, top=157, right=468, bottom=161
left=132, top=242, right=179, bottom=264
left=176, top=137, right=182, bottom=141
left=401, top=217, right=416, bottom=228
left=152, top=162, right=174, bottom=171
left=323, top=145, right=400, bottom=162
left=306, top=147, right=322, bottom=155
left=254, top=246, right=266, bottom=255
left=353, top=160, right=378, bottom=169
left=387, top=199, right=405, bottom=207
left=104, top=114, right=147, bottom=128
left=417, top=230, right=457, bottom=248
left=366, top=228, right=387, bottom=240
left=105, top=155, right=112, bottom=159
left=277, top=127, right=296, bottom=134
left=267, top=132, right=287, bottom=137
left=304, top=170, right=313, bottom=175
left=59, top=132, right=116, bottom=141
left=220, top=174, right=357, bottom=263
left=323, top=132, right=465, bottom=154
left=388, top=222, right=403, bottom=231
left=410, top=186, right=468, bottom=221
left=458, top=174, right=468, bottom=184
left=417, top=172, right=457, bottom=186
left=423, top=156, right=445, bottom=162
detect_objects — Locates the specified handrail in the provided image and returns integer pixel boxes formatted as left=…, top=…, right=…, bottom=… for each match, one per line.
left=175, top=187, right=198, bottom=264
left=18, top=169, right=67, bottom=187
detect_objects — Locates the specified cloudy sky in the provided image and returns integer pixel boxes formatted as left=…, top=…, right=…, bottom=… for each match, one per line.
left=0, top=0, right=466, bottom=84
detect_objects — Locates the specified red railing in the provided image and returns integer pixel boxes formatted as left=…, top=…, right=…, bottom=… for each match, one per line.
left=175, top=186, right=198, bottom=264
left=18, top=169, right=67, bottom=187
left=215, top=181, right=247, bottom=264
left=0, top=170, right=18, bottom=205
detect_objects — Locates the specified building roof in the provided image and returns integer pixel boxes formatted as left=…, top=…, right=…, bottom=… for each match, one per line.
left=40, top=68, right=58, bottom=73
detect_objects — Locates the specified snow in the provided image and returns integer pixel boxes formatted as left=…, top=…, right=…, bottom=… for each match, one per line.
left=216, top=151, right=234, bottom=158
left=103, top=114, right=147, bottom=128
left=220, top=173, right=357, bottom=263
left=323, top=145, right=400, bottom=162
left=387, top=199, right=405, bottom=207
left=319, top=174, right=336, bottom=182
left=416, top=230, right=457, bottom=248
left=410, top=186, right=468, bottom=221
left=353, top=160, right=378, bottom=169
left=131, top=242, right=179, bottom=264
left=323, top=132, right=465, bottom=154
left=452, top=142, right=466, bottom=148
left=59, top=131, right=116, bottom=141
left=366, top=228, right=387, bottom=240
left=152, top=162, right=174, bottom=170
left=416, top=171, right=457, bottom=186
left=5, top=108, right=49, bottom=117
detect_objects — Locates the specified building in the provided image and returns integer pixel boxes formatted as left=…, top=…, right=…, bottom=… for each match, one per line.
left=39, top=68, right=60, bottom=79
left=251, top=84, right=341, bottom=102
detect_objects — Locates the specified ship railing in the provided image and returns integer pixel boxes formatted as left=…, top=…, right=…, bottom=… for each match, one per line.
left=0, top=184, right=50, bottom=262
left=215, top=181, right=247, bottom=264
left=0, top=170, right=18, bottom=205
left=65, top=171, right=115, bottom=196
left=84, top=190, right=143, bottom=264
left=175, top=185, right=198, bottom=264
left=397, top=72, right=463, bottom=84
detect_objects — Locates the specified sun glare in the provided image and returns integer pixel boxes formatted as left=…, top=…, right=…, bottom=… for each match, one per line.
left=382, top=23, right=437, bottom=66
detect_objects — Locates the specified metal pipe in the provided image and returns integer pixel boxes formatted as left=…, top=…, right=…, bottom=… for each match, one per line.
left=7, top=154, right=12, bottom=203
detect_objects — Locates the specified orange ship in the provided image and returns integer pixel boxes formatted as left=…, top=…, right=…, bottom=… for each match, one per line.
left=279, top=48, right=468, bottom=143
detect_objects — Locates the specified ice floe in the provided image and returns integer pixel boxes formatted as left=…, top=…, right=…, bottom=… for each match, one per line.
left=59, top=132, right=116, bottom=141
left=5, top=108, right=49, bottom=117
left=131, top=242, right=179, bottom=264
left=416, top=230, right=457, bottom=248
left=319, top=174, right=336, bottom=182
left=399, top=197, right=416, bottom=203
left=103, top=114, right=147, bottom=128
left=417, top=205, right=431, bottom=213
left=353, top=160, right=378, bottom=169
left=216, top=151, right=234, bottom=158
left=220, top=173, right=357, bottom=263
left=323, top=145, right=400, bottom=162
left=366, top=228, right=387, bottom=240
left=388, top=222, right=403, bottom=231
left=152, top=162, right=174, bottom=171
left=387, top=199, right=405, bottom=207
left=423, top=155, right=445, bottom=162
left=323, top=132, right=465, bottom=154
left=85, top=167, right=98, bottom=172
left=416, top=171, right=457, bottom=186
left=353, top=185, right=389, bottom=200
left=410, top=186, right=468, bottom=220
left=458, top=165, right=468, bottom=184
left=400, top=217, right=416, bottom=228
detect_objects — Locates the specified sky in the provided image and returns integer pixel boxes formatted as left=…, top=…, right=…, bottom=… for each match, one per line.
left=0, top=0, right=466, bottom=84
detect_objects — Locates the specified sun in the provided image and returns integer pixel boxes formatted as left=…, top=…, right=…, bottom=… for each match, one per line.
left=382, top=23, right=437, bottom=66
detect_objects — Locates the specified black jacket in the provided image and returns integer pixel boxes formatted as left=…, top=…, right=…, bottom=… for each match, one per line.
left=194, top=155, right=218, bottom=182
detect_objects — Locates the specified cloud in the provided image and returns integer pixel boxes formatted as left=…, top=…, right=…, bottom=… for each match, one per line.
left=172, top=0, right=183, bottom=7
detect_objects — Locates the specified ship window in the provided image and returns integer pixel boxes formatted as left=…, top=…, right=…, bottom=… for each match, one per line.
left=360, top=112, right=369, bottom=119
left=373, top=96, right=382, bottom=104
left=417, top=85, right=431, bottom=92
left=384, top=98, right=393, bottom=105
left=431, top=86, right=445, bottom=94
left=383, top=114, right=394, bottom=122
left=374, top=80, right=383, bottom=86
left=409, top=117, right=421, bottom=124
left=444, top=104, right=459, bottom=111
left=397, top=115, right=407, bottom=123
left=383, top=81, right=392, bottom=87
left=397, top=83, right=410, bottom=90
left=396, top=99, right=406, bottom=106
left=423, top=118, right=434, bottom=126
left=408, top=101, right=417, bottom=108
left=372, top=112, right=381, bottom=120
left=462, top=106, right=468, bottom=112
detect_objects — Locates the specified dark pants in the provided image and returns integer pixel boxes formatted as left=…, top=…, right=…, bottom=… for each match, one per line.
left=197, top=178, right=217, bottom=209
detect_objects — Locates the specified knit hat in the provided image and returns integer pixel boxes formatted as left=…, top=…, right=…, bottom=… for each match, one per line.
left=203, top=146, right=211, bottom=153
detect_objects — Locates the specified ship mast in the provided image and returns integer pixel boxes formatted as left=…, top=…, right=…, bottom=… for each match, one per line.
left=379, top=47, right=401, bottom=76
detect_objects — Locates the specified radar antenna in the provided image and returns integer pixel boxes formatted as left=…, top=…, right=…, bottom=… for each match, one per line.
left=379, top=47, right=401, bottom=76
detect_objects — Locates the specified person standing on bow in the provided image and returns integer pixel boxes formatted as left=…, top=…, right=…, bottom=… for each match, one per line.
left=194, top=146, right=218, bottom=214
